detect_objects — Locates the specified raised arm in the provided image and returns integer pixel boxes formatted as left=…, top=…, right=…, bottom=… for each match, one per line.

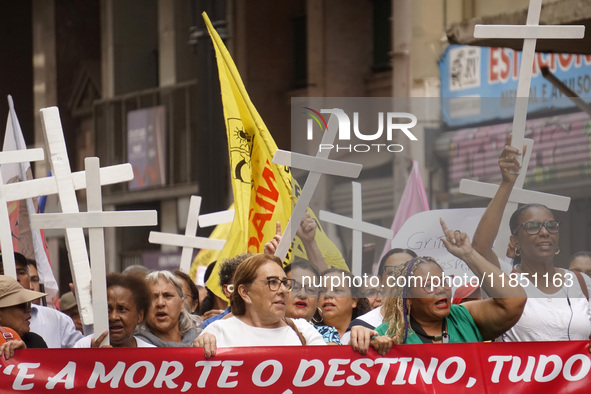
left=471, top=133, right=525, bottom=268
left=264, top=216, right=328, bottom=273
left=264, top=221, right=283, bottom=257
left=296, top=211, right=328, bottom=272
left=440, top=219, right=526, bottom=341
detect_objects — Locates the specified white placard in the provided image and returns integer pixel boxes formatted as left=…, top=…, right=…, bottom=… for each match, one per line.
left=391, top=208, right=486, bottom=279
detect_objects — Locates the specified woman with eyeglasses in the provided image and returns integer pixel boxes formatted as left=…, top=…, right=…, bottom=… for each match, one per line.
left=173, top=270, right=200, bottom=315
left=195, top=254, right=326, bottom=358
left=0, top=276, right=47, bottom=349
left=284, top=257, right=341, bottom=344
left=472, top=134, right=591, bottom=342
left=372, top=220, right=525, bottom=348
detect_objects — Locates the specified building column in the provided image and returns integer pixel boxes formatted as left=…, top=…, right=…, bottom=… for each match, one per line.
left=390, top=0, right=413, bottom=209
left=100, top=0, right=115, bottom=99
left=160, top=200, right=179, bottom=253
left=159, top=0, right=198, bottom=86
left=32, top=0, right=57, bottom=176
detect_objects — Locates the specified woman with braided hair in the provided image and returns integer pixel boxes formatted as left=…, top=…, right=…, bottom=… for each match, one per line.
left=372, top=219, right=526, bottom=347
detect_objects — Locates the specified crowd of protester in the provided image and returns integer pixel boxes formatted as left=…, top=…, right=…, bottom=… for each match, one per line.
left=1, top=135, right=591, bottom=360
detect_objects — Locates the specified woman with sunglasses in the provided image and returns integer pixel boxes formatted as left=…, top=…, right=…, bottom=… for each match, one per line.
left=373, top=220, right=525, bottom=347
left=472, top=134, right=591, bottom=342
left=0, top=276, right=47, bottom=349
left=195, top=254, right=326, bottom=358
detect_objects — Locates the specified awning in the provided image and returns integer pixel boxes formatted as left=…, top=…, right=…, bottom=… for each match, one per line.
left=447, top=0, right=591, bottom=54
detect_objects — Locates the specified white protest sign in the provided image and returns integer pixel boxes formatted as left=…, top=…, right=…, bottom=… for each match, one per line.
left=391, top=208, right=486, bottom=280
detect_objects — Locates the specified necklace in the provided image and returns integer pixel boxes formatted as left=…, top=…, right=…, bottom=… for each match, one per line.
left=410, top=316, right=449, bottom=343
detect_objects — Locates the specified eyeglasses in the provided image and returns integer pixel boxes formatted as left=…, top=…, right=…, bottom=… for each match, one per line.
left=261, top=276, right=295, bottom=292
left=291, top=281, right=320, bottom=295
left=16, top=302, right=32, bottom=311
left=513, top=220, right=560, bottom=235
left=364, top=288, right=382, bottom=298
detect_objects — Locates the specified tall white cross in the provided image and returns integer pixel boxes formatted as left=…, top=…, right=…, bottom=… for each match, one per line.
left=31, top=157, right=158, bottom=346
left=272, top=110, right=363, bottom=261
left=474, top=0, right=584, bottom=157
left=0, top=148, right=45, bottom=278
left=148, top=195, right=235, bottom=274
left=460, top=0, right=583, bottom=258
left=29, top=107, right=134, bottom=325
left=319, top=182, right=393, bottom=276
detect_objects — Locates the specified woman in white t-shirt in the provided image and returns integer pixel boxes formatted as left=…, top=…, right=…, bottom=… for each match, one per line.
left=195, top=254, right=326, bottom=358
left=74, top=273, right=155, bottom=348
left=472, top=133, right=591, bottom=342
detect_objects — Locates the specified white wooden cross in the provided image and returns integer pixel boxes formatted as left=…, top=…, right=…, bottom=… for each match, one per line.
left=272, top=110, right=363, bottom=261
left=148, top=195, right=235, bottom=274
left=460, top=0, right=583, bottom=258
left=319, top=182, right=393, bottom=276
left=31, top=157, right=158, bottom=346
left=0, top=147, right=45, bottom=278
left=474, top=0, right=584, bottom=158
left=25, top=107, right=135, bottom=326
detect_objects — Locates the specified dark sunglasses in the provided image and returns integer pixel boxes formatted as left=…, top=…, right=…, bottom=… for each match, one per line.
left=16, top=301, right=32, bottom=311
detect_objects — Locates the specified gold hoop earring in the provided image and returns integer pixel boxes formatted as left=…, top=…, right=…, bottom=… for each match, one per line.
left=515, top=248, right=521, bottom=257
left=555, top=248, right=560, bottom=255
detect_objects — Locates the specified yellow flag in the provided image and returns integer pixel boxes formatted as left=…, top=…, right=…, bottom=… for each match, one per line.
left=202, top=13, right=348, bottom=299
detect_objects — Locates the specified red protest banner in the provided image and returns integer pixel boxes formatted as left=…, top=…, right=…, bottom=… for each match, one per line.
left=1, top=341, right=590, bottom=393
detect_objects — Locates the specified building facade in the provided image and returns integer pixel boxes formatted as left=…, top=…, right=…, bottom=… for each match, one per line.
left=1, top=0, right=588, bottom=289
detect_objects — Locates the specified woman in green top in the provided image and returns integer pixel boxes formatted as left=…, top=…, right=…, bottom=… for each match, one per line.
left=373, top=219, right=526, bottom=349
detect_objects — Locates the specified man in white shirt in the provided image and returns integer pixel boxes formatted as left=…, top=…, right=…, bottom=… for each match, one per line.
left=30, top=303, right=83, bottom=348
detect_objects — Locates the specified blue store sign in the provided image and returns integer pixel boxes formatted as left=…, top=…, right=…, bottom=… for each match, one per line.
left=440, top=45, right=591, bottom=128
